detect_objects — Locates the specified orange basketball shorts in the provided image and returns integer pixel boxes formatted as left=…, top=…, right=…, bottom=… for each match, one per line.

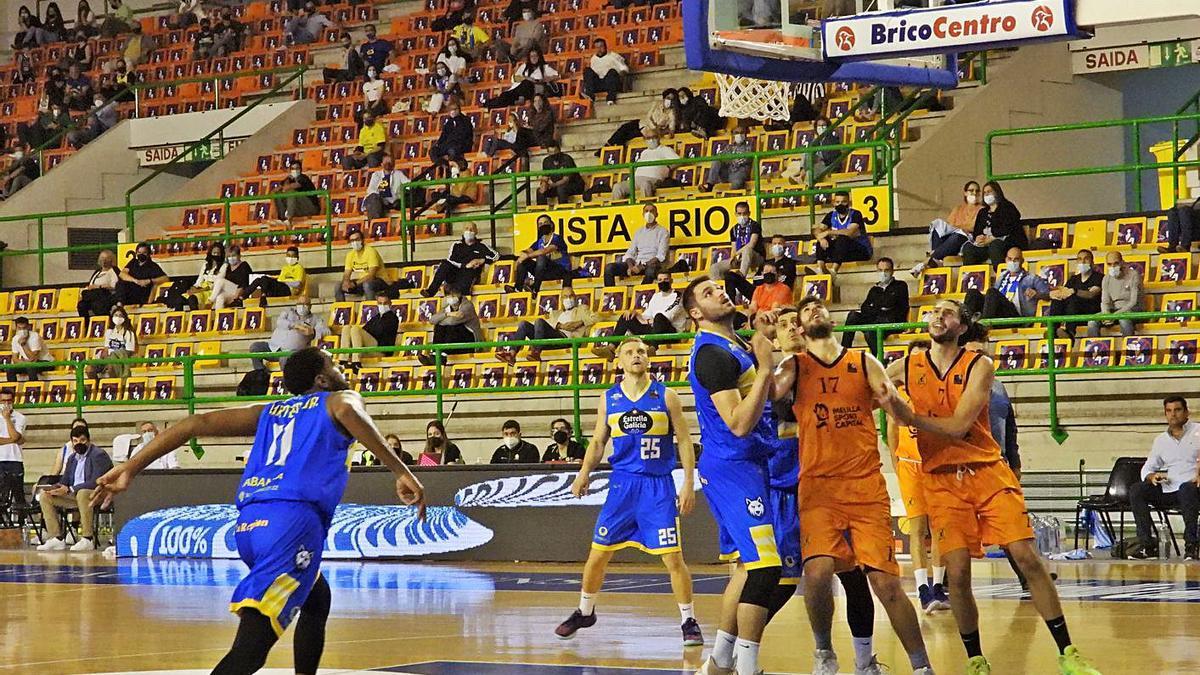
left=798, top=474, right=899, bottom=576
left=925, top=460, right=1034, bottom=558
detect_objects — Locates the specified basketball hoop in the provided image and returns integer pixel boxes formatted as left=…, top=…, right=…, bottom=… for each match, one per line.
left=713, top=73, right=794, bottom=122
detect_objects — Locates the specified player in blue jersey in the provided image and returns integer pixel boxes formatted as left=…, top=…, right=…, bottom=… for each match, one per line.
left=555, top=336, right=703, bottom=646
left=91, top=347, right=426, bottom=675
left=682, top=278, right=779, bottom=675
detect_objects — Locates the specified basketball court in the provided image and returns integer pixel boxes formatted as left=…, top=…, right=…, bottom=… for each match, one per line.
left=2, top=551, right=1197, bottom=674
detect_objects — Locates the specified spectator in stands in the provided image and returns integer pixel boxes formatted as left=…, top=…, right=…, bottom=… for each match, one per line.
left=359, top=24, right=393, bottom=73
left=611, top=130, right=678, bottom=199
left=1047, top=249, right=1102, bottom=339
left=337, top=229, right=385, bottom=301
left=495, top=6, right=547, bottom=64
left=12, top=54, right=36, bottom=84
left=214, top=245, right=253, bottom=309
left=484, top=116, right=537, bottom=164
left=1089, top=250, right=1142, bottom=337
left=582, top=37, right=628, bottom=105
left=963, top=247, right=1048, bottom=320
left=1162, top=196, right=1199, bottom=254
left=13, top=5, right=49, bottom=49
left=710, top=201, right=763, bottom=282
left=35, top=426, right=113, bottom=552
left=498, top=287, right=597, bottom=364
left=422, top=222, right=499, bottom=297
left=340, top=291, right=400, bottom=372
left=542, top=418, right=585, bottom=462
left=483, top=48, right=561, bottom=109
left=840, top=257, right=910, bottom=354
left=63, top=63, right=93, bottom=112
left=114, top=242, right=169, bottom=306
left=677, top=87, right=724, bottom=139
left=603, top=89, right=678, bottom=148
left=355, top=67, right=390, bottom=125
left=503, top=0, right=538, bottom=24
left=595, top=272, right=687, bottom=359
left=17, top=101, right=73, bottom=149
left=122, top=22, right=153, bottom=68
left=285, top=2, right=333, bottom=45
left=813, top=190, right=872, bottom=274
left=508, top=214, right=574, bottom=295
left=603, top=204, right=684, bottom=286
left=910, top=180, right=982, bottom=277
left=528, top=93, right=557, bottom=148
left=66, top=93, right=118, bottom=149
left=0, top=392, right=27, bottom=487
left=212, top=9, right=244, bottom=56
left=363, top=154, right=410, bottom=221
left=724, top=233, right=801, bottom=304
left=701, top=125, right=754, bottom=193
left=804, top=116, right=840, bottom=178
left=75, top=0, right=99, bottom=35
left=343, top=113, right=387, bottom=169
left=87, top=306, right=136, bottom=380
left=110, top=59, right=136, bottom=102
left=248, top=295, right=329, bottom=371
left=167, top=0, right=202, bottom=30
left=78, top=249, right=119, bottom=318
left=43, top=2, right=67, bottom=42
left=65, top=29, right=94, bottom=70
left=382, top=434, right=416, bottom=466
left=241, top=246, right=307, bottom=303
left=192, top=18, right=216, bottom=60
left=960, top=180, right=1026, bottom=267
left=99, top=0, right=133, bottom=37
left=8, top=317, right=52, bottom=382
left=1127, top=395, right=1200, bottom=560
left=429, top=159, right=476, bottom=216
left=166, top=241, right=226, bottom=311
left=426, top=62, right=461, bottom=114
left=536, top=140, right=585, bottom=206
left=46, top=69, right=68, bottom=108
left=437, top=38, right=470, bottom=78
left=272, top=163, right=321, bottom=225
left=423, top=420, right=464, bottom=464
left=129, top=421, right=179, bottom=470
left=419, top=286, right=483, bottom=366
left=747, top=262, right=795, bottom=317
left=0, top=145, right=41, bottom=200
left=449, top=11, right=490, bottom=60
left=429, top=102, right=475, bottom=168
left=491, top=420, right=540, bottom=463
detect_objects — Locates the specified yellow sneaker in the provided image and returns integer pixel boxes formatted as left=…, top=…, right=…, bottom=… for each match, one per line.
left=966, top=656, right=992, bottom=675
left=1059, top=646, right=1102, bottom=675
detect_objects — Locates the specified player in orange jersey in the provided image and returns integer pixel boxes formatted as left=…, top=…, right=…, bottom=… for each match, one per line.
left=775, top=297, right=933, bottom=675
left=880, top=299, right=1100, bottom=675
left=885, top=339, right=950, bottom=614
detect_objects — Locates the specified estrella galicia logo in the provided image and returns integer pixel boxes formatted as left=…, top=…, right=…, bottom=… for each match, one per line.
left=619, top=409, right=652, bottom=435
left=746, top=497, right=765, bottom=518
left=814, top=402, right=830, bottom=429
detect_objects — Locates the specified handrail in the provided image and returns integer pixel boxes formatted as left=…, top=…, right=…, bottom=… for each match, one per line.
left=8, top=307, right=1200, bottom=456
left=986, top=111, right=1200, bottom=211
left=1172, top=89, right=1200, bottom=190
left=0, top=189, right=334, bottom=284
left=128, top=65, right=309, bottom=119
left=124, top=65, right=310, bottom=237
left=30, top=81, right=138, bottom=170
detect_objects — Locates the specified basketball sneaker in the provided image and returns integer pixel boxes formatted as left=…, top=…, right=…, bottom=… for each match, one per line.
left=694, top=656, right=734, bottom=675
left=36, top=537, right=67, bottom=551
left=681, top=617, right=704, bottom=646
left=69, top=537, right=95, bottom=552
left=1058, top=646, right=1101, bottom=675
left=930, top=583, right=951, bottom=612
left=918, top=583, right=934, bottom=613
left=554, top=609, right=596, bottom=639
left=854, top=655, right=890, bottom=674
left=966, top=656, right=992, bottom=675
left=812, top=649, right=839, bottom=675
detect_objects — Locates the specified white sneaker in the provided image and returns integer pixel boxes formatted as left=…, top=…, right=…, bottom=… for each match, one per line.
left=695, top=656, right=735, bottom=675
left=813, top=649, right=840, bottom=675
left=910, top=262, right=927, bottom=277
left=854, top=655, right=890, bottom=674
left=913, top=667, right=935, bottom=675
left=69, top=538, right=95, bottom=552
left=36, top=537, right=67, bottom=551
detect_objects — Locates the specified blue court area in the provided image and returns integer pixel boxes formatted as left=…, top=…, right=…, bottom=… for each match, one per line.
left=381, top=663, right=695, bottom=675
left=4, top=559, right=1200, bottom=604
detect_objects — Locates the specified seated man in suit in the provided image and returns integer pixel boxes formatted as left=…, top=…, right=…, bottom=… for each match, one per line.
left=36, top=426, right=114, bottom=552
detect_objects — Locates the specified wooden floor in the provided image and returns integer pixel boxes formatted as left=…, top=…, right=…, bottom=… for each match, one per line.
left=1, top=551, right=1198, bottom=675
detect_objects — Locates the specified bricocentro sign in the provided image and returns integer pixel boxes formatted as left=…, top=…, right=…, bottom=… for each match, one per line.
left=822, top=0, right=1087, bottom=62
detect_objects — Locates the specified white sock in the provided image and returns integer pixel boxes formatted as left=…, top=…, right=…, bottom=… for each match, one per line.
left=933, top=566, right=946, bottom=586
left=579, top=592, right=596, bottom=616
left=915, top=568, right=929, bottom=589
left=679, top=602, right=695, bottom=622
left=713, top=630, right=737, bottom=669
left=853, top=637, right=874, bottom=669
left=734, top=638, right=760, bottom=675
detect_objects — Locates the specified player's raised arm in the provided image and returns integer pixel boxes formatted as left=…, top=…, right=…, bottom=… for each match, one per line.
left=328, top=389, right=426, bottom=518
left=704, top=333, right=775, bottom=437
left=664, top=386, right=695, bottom=515
left=91, top=404, right=267, bottom=507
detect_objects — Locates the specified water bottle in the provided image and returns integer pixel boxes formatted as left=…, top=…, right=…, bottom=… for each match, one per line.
left=1156, top=523, right=1172, bottom=560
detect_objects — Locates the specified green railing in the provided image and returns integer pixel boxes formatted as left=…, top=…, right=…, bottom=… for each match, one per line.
left=7, top=308, right=1200, bottom=456
left=396, top=140, right=898, bottom=260
left=985, top=110, right=1200, bottom=211
left=128, top=65, right=308, bottom=119
left=0, top=189, right=334, bottom=285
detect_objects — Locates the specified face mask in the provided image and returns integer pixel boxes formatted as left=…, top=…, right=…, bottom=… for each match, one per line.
left=296, top=305, right=311, bottom=316
left=562, top=297, right=575, bottom=310
left=646, top=140, right=659, bottom=149
left=879, top=271, right=893, bottom=284
left=448, top=44, right=458, bottom=53
left=1109, top=266, right=1121, bottom=278
left=816, top=125, right=828, bottom=134
left=94, top=99, right=104, bottom=108
left=446, top=296, right=460, bottom=307
left=1006, top=261, right=1021, bottom=274
left=376, top=304, right=391, bottom=314
left=351, top=240, right=364, bottom=251
left=12, top=151, right=24, bottom=161
left=368, top=70, right=378, bottom=79
left=678, top=95, right=689, bottom=104
left=522, top=11, right=534, bottom=20
left=553, top=429, right=570, bottom=444
left=461, top=230, right=477, bottom=243
left=737, top=215, right=749, bottom=226
left=450, top=165, right=461, bottom=177
left=734, top=134, right=746, bottom=144
left=770, top=244, right=784, bottom=257
left=657, top=281, right=672, bottom=293
left=762, top=273, right=777, bottom=285
left=290, top=170, right=300, bottom=179
left=834, top=204, right=849, bottom=215
left=428, top=435, right=443, bottom=446
left=227, top=256, right=240, bottom=266
left=983, top=194, right=997, bottom=206
left=503, top=436, right=520, bottom=449
left=73, top=443, right=89, bottom=454
left=113, top=316, right=126, bottom=325
left=390, top=444, right=402, bottom=453
left=285, top=256, right=299, bottom=265
left=1076, top=263, right=1090, bottom=275
left=643, top=212, right=655, bottom=225
left=137, top=253, right=149, bottom=263
left=966, top=194, right=977, bottom=205
left=141, top=431, right=155, bottom=444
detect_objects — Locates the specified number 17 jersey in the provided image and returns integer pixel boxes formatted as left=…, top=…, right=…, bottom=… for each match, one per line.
left=237, top=391, right=355, bottom=525
left=607, top=380, right=676, bottom=476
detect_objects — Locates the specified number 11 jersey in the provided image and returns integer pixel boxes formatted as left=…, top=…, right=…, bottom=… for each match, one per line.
left=237, top=391, right=355, bottom=525
left=606, top=380, right=676, bottom=476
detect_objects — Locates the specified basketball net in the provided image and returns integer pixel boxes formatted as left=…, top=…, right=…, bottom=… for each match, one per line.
left=713, top=73, right=794, bottom=122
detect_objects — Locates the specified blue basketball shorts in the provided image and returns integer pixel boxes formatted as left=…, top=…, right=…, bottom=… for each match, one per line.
left=229, top=500, right=326, bottom=636
left=700, top=455, right=780, bottom=571
left=592, top=471, right=681, bottom=555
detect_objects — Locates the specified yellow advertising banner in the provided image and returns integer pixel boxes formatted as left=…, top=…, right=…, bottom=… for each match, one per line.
left=512, top=196, right=752, bottom=255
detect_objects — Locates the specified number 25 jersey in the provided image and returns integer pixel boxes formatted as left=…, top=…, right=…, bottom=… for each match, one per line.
left=607, top=380, right=676, bottom=476
left=237, top=391, right=355, bottom=524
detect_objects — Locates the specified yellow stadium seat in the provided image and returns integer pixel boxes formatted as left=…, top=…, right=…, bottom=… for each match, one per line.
left=188, top=310, right=215, bottom=335
left=802, top=274, right=832, bottom=302
left=0, top=292, right=9, bottom=314
left=33, top=289, right=56, bottom=313
left=56, top=288, right=80, bottom=314
left=125, top=377, right=149, bottom=401
left=1121, top=336, right=1156, bottom=367
left=1151, top=253, right=1192, bottom=286
left=1035, top=259, right=1068, bottom=290
left=95, top=378, right=124, bottom=402
left=956, top=265, right=991, bottom=295
left=475, top=294, right=502, bottom=323
left=356, top=367, right=384, bottom=393
left=38, top=319, right=62, bottom=343
left=449, top=364, right=478, bottom=390
left=1078, top=337, right=1116, bottom=368
left=1165, top=334, right=1200, bottom=365
left=215, top=309, right=241, bottom=333
left=194, top=341, right=224, bottom=369
left=918, top=268, right=952, bottom=299
left=1070, top=220, right=1108, bottom=250
left=1114, top=217, right=1149, bottom=247
left=150, top=376, right=177, bottom=401
left=161, top=312, right=185, bottom=337
left=9, top=291, right=32, bottom=314
left=328, top=302, right=356, bottom=327
left=505, top=292, right=534, bottom=319
left=19, top=381, right=44, bottom=406
left=1151, top=293, right=1199, bottom=330
left=384, top=367, right=414, bottom=391
left=599, top=287, right=629, bottom=314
